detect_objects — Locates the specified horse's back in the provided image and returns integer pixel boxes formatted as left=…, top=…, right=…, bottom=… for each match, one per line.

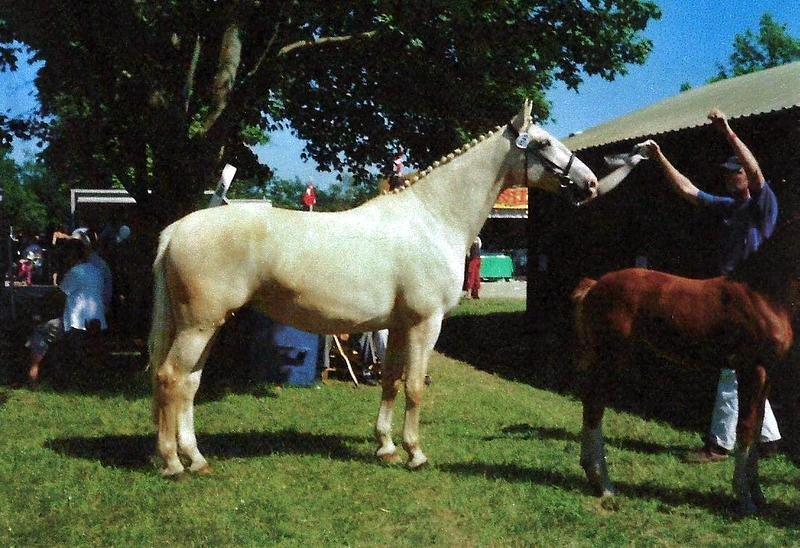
left=159, top=201, right=463, bottom=332
left=581, top=269, right=722, bottom=339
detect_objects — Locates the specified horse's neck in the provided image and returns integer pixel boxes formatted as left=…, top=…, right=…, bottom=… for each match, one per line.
left=406, top=129, right=514, bottom=250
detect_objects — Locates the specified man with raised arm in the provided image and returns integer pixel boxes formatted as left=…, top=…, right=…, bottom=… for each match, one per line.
left=640, top=108, right=781, bottom=463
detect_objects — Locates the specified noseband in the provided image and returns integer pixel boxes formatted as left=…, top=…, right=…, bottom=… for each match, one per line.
left=506, top=125, right=588, bottom=206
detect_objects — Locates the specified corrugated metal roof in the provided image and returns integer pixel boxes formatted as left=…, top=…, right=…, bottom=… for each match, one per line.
left=564, top=61, right=800, bottom=151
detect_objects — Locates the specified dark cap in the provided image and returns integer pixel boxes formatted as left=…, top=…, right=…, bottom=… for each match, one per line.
left=720, top=155, right=743, bottom=172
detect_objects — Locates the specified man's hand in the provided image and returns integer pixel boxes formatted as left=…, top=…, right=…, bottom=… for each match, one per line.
left=636, top=139, right=660, bottom=158
left=708, top=108, right=731, bottom=134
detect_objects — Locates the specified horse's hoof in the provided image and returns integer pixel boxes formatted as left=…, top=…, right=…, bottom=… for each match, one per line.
left=407, top=457, right=429, bottom=470
left=600, top=494, right=620, bottom=511
left=377, top=452, right=402, bottom=464
left=192, top=463, right=213, bottom=476
left=162, top=471, right=188, bottom=482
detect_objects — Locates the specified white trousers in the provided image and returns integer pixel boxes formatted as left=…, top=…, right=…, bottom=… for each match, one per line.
left=709, top=368, right=781, bottom=451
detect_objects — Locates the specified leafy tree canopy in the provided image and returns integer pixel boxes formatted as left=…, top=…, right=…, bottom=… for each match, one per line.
left=3, top=0, right=661, bottom=224
left=0, top=151, right=67, bottom=235
left=711, top=13, right=800, bottom=82
left=231, top=173, right=377, bottom=211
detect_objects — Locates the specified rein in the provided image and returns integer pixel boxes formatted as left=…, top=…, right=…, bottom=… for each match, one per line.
left=505, top=124, right=584, bottom=206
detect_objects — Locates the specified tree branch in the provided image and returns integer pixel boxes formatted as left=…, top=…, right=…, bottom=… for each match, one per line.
left=197, top=26, right=380, bottom=143
left=277, top=29, right=378, bottom=57
left=201, top=21, right=242, bottom=134
left=184, top=34, right=202, bottom=114
left=246, top=19, right=282, bottom=81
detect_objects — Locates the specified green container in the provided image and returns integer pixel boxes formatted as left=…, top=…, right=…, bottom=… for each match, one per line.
left=480, top=253, right=514, bottom=281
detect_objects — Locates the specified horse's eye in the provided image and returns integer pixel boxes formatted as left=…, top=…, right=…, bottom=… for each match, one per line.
left=534, top=138, right=550, bottom=149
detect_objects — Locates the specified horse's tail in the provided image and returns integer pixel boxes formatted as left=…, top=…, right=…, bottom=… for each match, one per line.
left=147, top=221, right=179, bottom=374
left=571, top=277, right=597, bottom=371
left=148, top=221, right=180, bottom=424
left=571, top=277, right=597, bottom=305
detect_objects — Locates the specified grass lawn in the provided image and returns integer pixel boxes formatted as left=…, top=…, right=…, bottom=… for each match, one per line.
left=1, top=298, right=799, bottom=546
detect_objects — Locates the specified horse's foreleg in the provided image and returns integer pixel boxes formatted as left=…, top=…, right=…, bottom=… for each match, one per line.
left=580, top=348, right=616, bottom=497
left=155, top=327, right=216, bottom=477
left=733, top=365, right=769, bottom=515
left=375, top=331, right=405, bottom=464
left=400, top=315, right=442, bottom=469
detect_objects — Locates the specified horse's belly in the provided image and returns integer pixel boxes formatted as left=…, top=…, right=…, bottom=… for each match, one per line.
left=637, top=318, right=731, bottom=368
left=249, top=285, right=394, bottom=334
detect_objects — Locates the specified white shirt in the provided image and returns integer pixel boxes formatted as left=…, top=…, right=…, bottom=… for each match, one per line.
left=88, top=251, right=113, bottom=310
left=60, top=262, right=108, bottom=332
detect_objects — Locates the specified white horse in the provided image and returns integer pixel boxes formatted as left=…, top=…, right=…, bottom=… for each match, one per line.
left=148, top=100, right=599, bottom=477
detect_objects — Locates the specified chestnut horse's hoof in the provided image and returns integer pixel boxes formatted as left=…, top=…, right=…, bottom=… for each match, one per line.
left=737, top=498, right=759, bottom=518
left=378, top=452, right=402, bottom=464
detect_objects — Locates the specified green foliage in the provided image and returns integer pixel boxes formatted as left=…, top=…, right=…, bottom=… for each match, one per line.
left=230, top=174, right=380, bottom=211
left=0, top=151, right=65, bottom=234
left=711, top=13, right=800, bottom=82
left=3, top=0, right=661, bottom=223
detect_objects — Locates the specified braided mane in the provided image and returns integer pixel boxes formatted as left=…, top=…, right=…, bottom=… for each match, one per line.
left=378, top=126, right=505, bottom=195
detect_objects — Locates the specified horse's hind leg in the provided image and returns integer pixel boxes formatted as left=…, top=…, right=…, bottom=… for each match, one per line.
left=733, top=365, right=769, bottom=515
left=177, top=369, right=210, bottom=473
left=579, top=345, right=617, bottom=497
left=155, top=326, right=217, bottom=477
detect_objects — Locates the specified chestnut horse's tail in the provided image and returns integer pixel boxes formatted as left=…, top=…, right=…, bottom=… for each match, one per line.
left=571, top=277, right=597, bottom=305
left=571, top=277, right=597, bottom=370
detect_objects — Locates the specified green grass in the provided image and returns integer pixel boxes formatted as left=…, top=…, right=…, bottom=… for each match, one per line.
left=1, top=298, right=799, bottom=546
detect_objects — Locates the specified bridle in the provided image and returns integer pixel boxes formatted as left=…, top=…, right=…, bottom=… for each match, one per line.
left=506, top=124, right=590, bottom=206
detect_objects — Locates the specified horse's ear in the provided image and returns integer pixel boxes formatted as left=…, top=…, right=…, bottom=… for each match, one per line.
left=511, top=99, right=534, bottom=132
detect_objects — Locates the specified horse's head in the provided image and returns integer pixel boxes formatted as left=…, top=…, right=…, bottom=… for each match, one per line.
left=506, top=100, right=597, bottom=206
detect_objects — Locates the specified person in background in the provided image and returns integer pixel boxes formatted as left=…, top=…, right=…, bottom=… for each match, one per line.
left=640, top=107, right=781, bottom=463
left=388, top=148, right=407, bottom=191
left=358, top=329, right=388, bottom=386
left=27, top=238, right=107, bottom=385
left=463, top=235, right=482, bottom=299
left=70, top=228, right=113, bottom=317
left=302, top=181, right=318, bottom=212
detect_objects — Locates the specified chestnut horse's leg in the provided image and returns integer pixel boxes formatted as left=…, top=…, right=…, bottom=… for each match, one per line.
left=375, top=329, right=404, bottom=464
left=733, top=364, right=769, bottom=515
left=155, top=326, right=217, bottom=477
left=580, top=346, right=617, bottom=497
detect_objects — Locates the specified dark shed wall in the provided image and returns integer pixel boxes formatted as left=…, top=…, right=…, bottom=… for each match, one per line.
left=527, top=108, right=800, bottom=452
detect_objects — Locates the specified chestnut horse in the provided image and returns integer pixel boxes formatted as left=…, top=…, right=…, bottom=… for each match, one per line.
left=148, top=100, right=603, bottom=478
left=571, top=216, right=800, bottom=515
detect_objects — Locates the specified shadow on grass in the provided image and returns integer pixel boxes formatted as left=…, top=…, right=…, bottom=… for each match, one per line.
left=439, top=460, right=800, bottom=527
left=485, top=423, right=688, bottom=457
left=46, top=429, right=371, bottom=471
left=438, top=309, right=717, bottom=434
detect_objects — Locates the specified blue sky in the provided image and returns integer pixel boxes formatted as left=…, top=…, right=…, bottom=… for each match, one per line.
left=2, top=1, right=799, bottom=187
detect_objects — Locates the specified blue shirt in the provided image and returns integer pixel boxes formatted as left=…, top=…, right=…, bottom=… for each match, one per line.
left=697, top=182, right=778, bottom=275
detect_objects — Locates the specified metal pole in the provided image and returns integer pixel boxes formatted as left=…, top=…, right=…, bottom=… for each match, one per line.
left=6, top=225, right=16, bottom=321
